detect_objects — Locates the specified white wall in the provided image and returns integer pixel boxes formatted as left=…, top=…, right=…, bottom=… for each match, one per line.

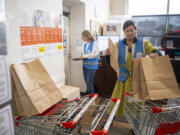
left=5, top=0, right=65, bottom=88
left=85, top=0, right=110, bottom=29
left=69, top=1, right=86, bottom=91
left=63, top=6, right=70, bottom=13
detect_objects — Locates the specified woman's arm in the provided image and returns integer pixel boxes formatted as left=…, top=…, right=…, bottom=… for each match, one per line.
left=144, top=40, right=162, bottom=58
left=83, top=41, right=99, bottom=59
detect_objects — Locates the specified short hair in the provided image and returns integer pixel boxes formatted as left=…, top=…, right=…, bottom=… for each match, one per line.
left=123, top=20, right=136, bottom=31
left=82, top=30, right=95, bottom=41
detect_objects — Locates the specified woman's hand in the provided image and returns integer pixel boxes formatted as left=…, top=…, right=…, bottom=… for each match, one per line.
left=105, top=48, right=111, bottom=55
left=149, top=53, right=159, bottom=58
left=80, top=55, right=84, bottom=60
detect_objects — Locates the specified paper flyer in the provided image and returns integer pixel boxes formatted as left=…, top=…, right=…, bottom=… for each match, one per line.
left=19, top=7, right=63, bottom=61
left=0, top=105, right=14, bottom=135
left=0, top=56, right=11, bottom=105
left=18, top=7, right=33, bottom=27
left=0, top=0, right=7, bottom=55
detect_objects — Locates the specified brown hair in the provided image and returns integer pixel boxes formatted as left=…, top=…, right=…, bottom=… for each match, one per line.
left=82, top=30, right=95, bottom=41
left=123, top=20, right=136, bottom=31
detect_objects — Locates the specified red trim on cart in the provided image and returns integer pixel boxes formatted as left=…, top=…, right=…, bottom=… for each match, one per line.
left=91, top=129, right=107, bottom=135
left=123, top=92, right=130, bottom=97
left=111, top=98, right=121, bottom=103
left=37, top=103, right=64, bottom=116
left=155, top=121, right=180, bottom=135
left=16, top=116, right=22, bottom=120
left=46, top=104, right=64, bottom=116
left=152, top=107, right=163, bottom=113
left=61, top=98, right=80, bottom=103
left=172, top=121, right=180, bottom=134
left=15, top=122, right=19, bottom=126
left=61, top=121, right=76, bottom=129
left=36, top=98, right=79, bottom=116
left=89, top=94, right=98, bottom=98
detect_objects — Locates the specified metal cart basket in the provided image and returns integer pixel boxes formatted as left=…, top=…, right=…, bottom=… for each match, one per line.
left=15, top=94, right=121, bottom=135
left=123, top=92, right=180, bottom=135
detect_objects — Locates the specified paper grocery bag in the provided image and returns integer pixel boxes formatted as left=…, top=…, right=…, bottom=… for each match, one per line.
left=133, top=58, right=150, bottom=99
left=133, top=55, right=180, bottom=100
left=133, top=58, right=142, bottom=99
left=108, top=39, right=119, bottom=78
left=141, top=55, right=180, bottom=100
left=140, top=59, right=151, bottom=99
left=11, top=59, right=63, bottom=116
left=11, top=73, right=24, bottom=116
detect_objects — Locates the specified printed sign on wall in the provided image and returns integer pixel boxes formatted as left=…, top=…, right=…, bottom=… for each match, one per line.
left=0, top=56, right=11, bottom=106
left=19, top=7, right=63, bottom=61
left=0, top=105, right=14, bottom=135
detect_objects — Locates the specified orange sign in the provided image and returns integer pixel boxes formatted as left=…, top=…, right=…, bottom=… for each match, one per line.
left=20, top=26, right=62, bottom=46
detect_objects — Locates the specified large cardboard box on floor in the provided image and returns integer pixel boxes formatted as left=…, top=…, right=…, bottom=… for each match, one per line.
left=11, top=59, right=63, bottom=116
left=59, top=85, right=80, bottom=100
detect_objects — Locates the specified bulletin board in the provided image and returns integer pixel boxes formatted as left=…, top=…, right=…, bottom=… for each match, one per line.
left=18, top=7, right=63, bottom=61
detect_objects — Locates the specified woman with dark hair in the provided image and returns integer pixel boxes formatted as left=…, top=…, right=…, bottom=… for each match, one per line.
left=107, top=20, right=161, bottom=116
left=80, top=30, right=99, bottom=94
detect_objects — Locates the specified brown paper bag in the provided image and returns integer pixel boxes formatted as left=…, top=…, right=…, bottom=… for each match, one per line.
left=108, top=39, right=119, bottom=78
left=11, top=59, right=63, bottom=116
left=141, top=55, right=180, bottom=100
left=133, top=58, right=142, bottom=99
left=11, top=72, right=24, bottom=116
left=133, top=55, right=180, bottom=100
left=133, top=58, right=150, bottom=99
left=140, top=59, right=150, bottom=99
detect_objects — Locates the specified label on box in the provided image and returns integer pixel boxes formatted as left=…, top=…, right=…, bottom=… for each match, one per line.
left=0, top=56, right=11, bottom=105
left=166, top=40, right=174, bottom=49
left=0, top=105, right=14, bottom=135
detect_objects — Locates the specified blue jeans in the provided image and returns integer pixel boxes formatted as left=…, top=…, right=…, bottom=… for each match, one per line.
left=83, top=68, right=97, bottom=94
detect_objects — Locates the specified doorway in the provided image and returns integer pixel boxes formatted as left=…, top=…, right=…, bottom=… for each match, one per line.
left=63, top=0, right=86, bottom=92
left=63, top=7, right=71, bottom=85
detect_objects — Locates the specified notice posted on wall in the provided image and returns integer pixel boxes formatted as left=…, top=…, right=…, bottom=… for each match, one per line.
left=0, top=105, right=14, bottom=135
left=0, top=56, right=11, bottom=106
left=18, top=7, right=63, bottom=61
left=0, top=0, right=7, bottom=55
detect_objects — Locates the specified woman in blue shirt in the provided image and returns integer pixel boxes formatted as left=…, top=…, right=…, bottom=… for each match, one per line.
left=80, top=30, right=99, bottom=94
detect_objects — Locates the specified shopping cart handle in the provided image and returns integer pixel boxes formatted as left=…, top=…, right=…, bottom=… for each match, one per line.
left=111, top=98, right=121, bottom=103
left=152, top=107, right=162, bottom=113
left=91, top=130, right=107, bottom=135
left=152, top=106, right=180, bottom=113
left=62, top=94, right=98, bottom=129
left=123, top=92, right=130, bottom=97
left=92, top=99, right=121, bottom=135
left=89, top=93, right=98, bottom=98
left=61, top=121, right=76, bottom=129
left=16, top=116, right=22, bottom=120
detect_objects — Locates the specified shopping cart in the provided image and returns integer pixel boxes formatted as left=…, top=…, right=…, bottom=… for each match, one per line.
left=123, top=92, right=180, bottom=135
left=15, top=94, right=121, bottom=135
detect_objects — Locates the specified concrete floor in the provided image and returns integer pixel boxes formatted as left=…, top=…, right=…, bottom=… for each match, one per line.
left=109, top=121, right=133, bottom=135
left=93, top=97, right=134, bottom=135
left=109, top=127, right=132, bottom=135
